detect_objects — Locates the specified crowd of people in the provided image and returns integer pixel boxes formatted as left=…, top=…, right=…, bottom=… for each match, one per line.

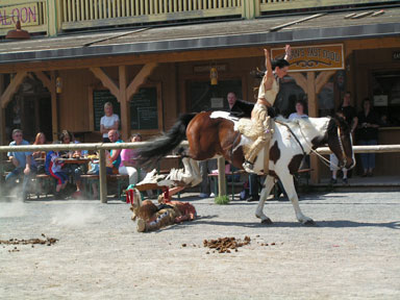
left=3, top=102, right=147, bottom=201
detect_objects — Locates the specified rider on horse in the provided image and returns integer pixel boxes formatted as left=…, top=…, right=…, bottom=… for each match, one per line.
left=242, top=45, right=291, bottom=174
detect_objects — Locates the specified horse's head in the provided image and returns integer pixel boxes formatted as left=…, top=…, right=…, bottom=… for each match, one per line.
left=327, top=116, right=355, bottom=170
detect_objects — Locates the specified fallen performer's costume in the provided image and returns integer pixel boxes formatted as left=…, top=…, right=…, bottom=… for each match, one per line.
left=132, top=199, right=197, bottom=232
left=127, top=183, right=197, bottom=232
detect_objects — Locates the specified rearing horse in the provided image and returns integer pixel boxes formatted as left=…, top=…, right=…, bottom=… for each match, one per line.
left=137, top=111, right=355, bottom=225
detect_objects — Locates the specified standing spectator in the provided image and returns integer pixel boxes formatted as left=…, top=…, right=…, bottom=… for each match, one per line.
left=199, top=159, right=217, bottom=198
left=227, top=91, right=260, bottom=202
left=227, top=91, right=254, bottom=118
left=108, top=129, right=123, bottom=173
left=100, top=102, right=119, bottom=143
left=289, top=100, right=308, bottom=120
left=5, top=129, right=37, bottom=200
left=356, top=98, right=380, bottom=177
left=330, top=91, right=358, bottom=184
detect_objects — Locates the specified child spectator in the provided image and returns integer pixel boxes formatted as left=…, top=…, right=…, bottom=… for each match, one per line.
left=45, top=150, right=68, bottom=199
left=59, top=130, right=84, bottom=198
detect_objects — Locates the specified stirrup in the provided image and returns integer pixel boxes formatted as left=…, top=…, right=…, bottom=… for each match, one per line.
left=242, top=161, right=256, bottom=174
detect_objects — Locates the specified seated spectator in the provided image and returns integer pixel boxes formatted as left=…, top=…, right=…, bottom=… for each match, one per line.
left=288, top=100, right=310, bottom=169
left=5, top=129, right=37, bottom=200
left=45, top=150, right=68, bottom=199
left=59, top=130, right=84, bottom=198
left=100, top=102, right=119, bottom=143
left=289, top=100, right=308, bottom=120
left=32, top=132, right=47, bottom=174
left=108, top=129, right=123, bottom=173
left=118, top=133, right=145, bottom=185
left=356, top=98, right=380, bottom=177
left=87, top=151, right=114, bottom=199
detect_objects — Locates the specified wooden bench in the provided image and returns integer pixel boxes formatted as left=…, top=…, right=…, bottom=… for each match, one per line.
left=208, top=170, right=246, bottom=201
left=32, top=174, right=55, bottom=199
left=81, top=174, right=129, bottom=199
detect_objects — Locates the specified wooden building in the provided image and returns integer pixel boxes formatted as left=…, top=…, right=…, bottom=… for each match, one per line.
left=1, top=0, right=399, bottom=181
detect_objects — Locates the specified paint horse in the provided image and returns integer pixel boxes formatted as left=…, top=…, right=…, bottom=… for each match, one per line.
left=137, top=111, right=355, bottom=225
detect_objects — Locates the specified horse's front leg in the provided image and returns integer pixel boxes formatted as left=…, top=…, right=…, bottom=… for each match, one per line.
left=279, top=173, right=314, bottom=225
left=255, top=175, right=275, bottom=224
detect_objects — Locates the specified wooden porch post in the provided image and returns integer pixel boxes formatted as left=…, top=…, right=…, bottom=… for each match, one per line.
left=306, top=72, right=320, bottom=184
left=99, top=149, right=108, bottom=203
left=119, top=66, right=130, bottom=141
left=50, top=72, right=59, bottom=141
left=35, top=71, right=59, bottom=141
left=0, top=74, right=5, bottom=145
left=291, top=71, right=335, bottom=184
left=217, top=156, right=226, bottom=196
left=91, top=64, right=157, bottom=141
left=0, top=72, right=28, bottom=110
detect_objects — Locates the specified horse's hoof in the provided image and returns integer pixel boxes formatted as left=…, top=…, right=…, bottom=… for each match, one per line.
left=303, top=219, right=315, bottom=226
left=261, top=218, right=273, bottom=224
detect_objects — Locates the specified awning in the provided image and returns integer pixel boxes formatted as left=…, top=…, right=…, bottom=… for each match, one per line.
left=0, top=6, right=399, bottom=65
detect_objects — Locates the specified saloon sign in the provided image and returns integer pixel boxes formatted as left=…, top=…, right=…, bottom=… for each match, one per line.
left=271, top=44, right=344, bottom=72
left=0, top=3, right=39, bottom=28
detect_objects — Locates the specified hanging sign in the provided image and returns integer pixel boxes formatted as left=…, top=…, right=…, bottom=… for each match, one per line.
left=0, top=3, right=39, bottom=29
left=271, top=44, right=344, bottom=72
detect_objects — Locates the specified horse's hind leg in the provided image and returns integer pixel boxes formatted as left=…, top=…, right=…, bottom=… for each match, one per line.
left=279, top=174, right=314, bottom=225
left=255, top=176, right=275, bottom=224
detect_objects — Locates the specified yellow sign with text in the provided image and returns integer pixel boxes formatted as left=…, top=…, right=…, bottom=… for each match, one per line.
left=0, top=3, right=39, bottom=28
left=271, top=44, right=344, bottom=72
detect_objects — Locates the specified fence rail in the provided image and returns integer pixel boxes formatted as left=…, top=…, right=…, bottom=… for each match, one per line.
left=1, top=143, right=399, bottom=203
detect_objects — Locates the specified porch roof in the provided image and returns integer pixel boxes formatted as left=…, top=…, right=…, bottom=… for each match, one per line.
left=0, top=6, right=399, bottom=66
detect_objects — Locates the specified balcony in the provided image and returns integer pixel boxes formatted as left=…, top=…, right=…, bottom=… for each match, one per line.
left=0, top=0, right=395, bottom=37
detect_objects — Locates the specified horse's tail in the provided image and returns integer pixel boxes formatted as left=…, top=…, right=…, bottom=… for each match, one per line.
left=137, top=113, right=197, bottom=169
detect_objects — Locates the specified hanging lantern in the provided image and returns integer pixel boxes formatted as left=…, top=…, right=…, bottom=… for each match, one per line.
left=56, top=77, right=63, bottom=94
left=210, top=67, right=218, bottom=86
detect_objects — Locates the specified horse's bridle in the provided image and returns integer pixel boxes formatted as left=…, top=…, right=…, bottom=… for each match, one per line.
left=336, top=126, right=347, bottom=168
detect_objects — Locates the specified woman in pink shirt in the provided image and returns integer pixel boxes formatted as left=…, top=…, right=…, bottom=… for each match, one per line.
left=119, top=134, right=143, bottom=185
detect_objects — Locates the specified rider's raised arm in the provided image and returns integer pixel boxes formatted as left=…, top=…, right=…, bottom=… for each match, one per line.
left=263, top=49, right=274, bottom=91
left=284, top=44, right=292, bottom=61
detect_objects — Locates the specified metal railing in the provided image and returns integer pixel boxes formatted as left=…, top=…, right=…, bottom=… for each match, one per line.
left=1, top=142, right=399, bottom=203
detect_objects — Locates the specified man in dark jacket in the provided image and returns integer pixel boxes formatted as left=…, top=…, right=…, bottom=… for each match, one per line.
left=227, top=91, right=254, bottom=118
left=226, top=92, right=260, bottom=202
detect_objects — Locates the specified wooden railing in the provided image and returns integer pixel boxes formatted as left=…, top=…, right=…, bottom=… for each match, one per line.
left=60, top=0, right=244, bottom=30
left=259, top=0, right=393, bottom=13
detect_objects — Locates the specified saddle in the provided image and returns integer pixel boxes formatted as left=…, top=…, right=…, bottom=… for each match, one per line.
left=236, top=116, right=275, bottom=140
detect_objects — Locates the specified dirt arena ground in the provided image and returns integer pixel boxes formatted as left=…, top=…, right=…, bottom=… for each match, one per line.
left=1, top=191, right=399, bottom=299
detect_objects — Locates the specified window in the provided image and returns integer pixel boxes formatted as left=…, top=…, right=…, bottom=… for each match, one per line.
left=372, top=71, right=400, bottom=127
